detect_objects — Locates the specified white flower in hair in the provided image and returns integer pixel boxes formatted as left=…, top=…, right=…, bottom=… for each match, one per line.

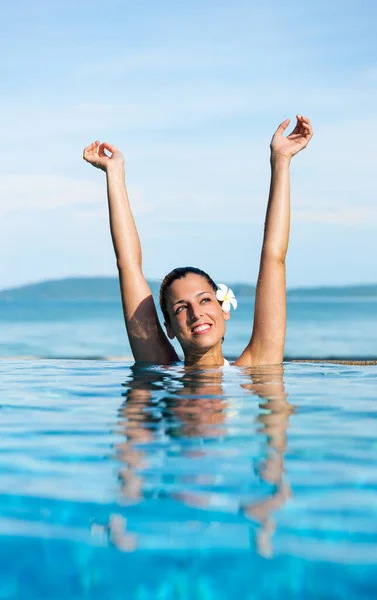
left=216, top=284, right=237, bottom=313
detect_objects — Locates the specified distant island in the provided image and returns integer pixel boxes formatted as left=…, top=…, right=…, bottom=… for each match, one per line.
left=0, top=277, right=377, bottom=301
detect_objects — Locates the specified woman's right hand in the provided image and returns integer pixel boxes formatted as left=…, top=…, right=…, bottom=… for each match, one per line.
left=83, top=141, right=125, bottom=172
left=270, top=116, right=313, bottom=162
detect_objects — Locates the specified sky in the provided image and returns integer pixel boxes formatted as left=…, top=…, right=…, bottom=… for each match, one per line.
left=1, top=0, right=377, bottom=290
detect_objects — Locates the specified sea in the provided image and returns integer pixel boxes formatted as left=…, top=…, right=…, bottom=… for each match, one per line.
left=1, top=285, right=377, bottom=599
left=0, top=289, right=376, bottom=359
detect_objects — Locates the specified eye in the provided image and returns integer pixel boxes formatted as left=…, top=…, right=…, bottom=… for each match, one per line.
left=200, top=297, right=211, bottom=304
left=175, top=305, right=186, bottom=315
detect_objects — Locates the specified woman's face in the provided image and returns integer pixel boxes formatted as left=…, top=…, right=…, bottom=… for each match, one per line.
left=164, top=274, right=229, bottom=353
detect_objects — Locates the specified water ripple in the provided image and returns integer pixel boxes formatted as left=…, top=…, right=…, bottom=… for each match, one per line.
left=0, top=360, right=376, bottom=598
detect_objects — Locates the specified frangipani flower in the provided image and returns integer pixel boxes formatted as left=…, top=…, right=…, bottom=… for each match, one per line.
left=216, top=284, right=237, bottom=313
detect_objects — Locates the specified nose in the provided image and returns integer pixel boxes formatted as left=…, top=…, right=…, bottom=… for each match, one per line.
left=187, top=302, right=202, bottom=323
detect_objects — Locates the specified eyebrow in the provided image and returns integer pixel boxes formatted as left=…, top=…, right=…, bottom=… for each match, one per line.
left=172, top=291, right=214, bottom=307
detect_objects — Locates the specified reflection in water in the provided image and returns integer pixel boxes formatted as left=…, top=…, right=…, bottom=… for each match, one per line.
left=91, top=514, right=137, bottom=552
left=241, top=367, right=293, bottom=557
left=116, top=364, right=292, bottom=557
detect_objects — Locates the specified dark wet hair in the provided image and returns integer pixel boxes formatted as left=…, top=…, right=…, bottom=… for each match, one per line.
left=159, top=267, right=217, bottom=323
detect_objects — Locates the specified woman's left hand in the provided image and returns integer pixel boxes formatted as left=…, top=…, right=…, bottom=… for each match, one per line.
left=270, top=115, right=313, bottom=161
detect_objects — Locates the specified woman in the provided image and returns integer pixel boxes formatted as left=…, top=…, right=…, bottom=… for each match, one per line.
left=83, top=116, right=313, bottom=366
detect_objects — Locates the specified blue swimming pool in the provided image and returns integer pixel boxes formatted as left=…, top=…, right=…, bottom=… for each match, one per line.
left=0, top=360, right=376, bottom=599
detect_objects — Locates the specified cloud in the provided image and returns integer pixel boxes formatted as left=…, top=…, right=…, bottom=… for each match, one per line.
left=0, top=174, right=150, bottom=216
left=293, top=205, right=377, bottom=225
left=76, top=48, right=244, bottom=76
left=2, top=64, right=377, bottom=157
left=1, top=0, right=377, bottom=289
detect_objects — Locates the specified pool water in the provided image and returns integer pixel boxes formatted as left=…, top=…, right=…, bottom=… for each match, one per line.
left=0, top=360, right=376, bottom=599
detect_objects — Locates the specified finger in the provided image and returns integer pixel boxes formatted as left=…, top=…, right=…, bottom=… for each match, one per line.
left=98, top=142, right=118, bottom=159
left=83, top=141, right=101, bottom=162
left=298, top=116, right=313, bottom=133
left=296, top=114, right=308, bottom=129
left=83, top=147, right=93, bottom=161
left=101, top=142, right=118, bottom=154
left=290, top=124, right=301, bottom=136
left=97, top=143, right=107, bottom=158
left=83, top=141, right=96, bottom=154
left=295, top=114, right=312, bottom=136
left=291, top=114, right=303, bottom=134
left=288, top=117, right=301, bottom=137
left=274, top=118, right=290, bottom=136
left=83, top=140, right=100, bottom=155
left=301, top=122, right=313, bottom=136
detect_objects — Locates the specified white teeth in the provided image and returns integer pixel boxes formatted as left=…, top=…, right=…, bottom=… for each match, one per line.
left=192, top=324, right=210, bottom=334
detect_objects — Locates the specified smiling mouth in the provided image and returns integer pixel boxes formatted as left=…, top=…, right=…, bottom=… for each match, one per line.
left=191, top=324, right=212, bottom=335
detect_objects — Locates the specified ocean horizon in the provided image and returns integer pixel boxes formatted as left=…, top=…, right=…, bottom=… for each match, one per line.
left=1, top=277, right=376, bottom=360
left=1, top=276, right=377, bottom=300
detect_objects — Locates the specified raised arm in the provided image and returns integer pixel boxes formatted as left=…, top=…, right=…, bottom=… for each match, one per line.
left=83, top=141, right=178, bottom=363
left=235, top=116, right=313, bottom=367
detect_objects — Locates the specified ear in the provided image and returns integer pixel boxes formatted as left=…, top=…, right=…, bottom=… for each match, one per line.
left=164, top=322, right=176, bottom=340
left=223, top=311, right=231, bottom=321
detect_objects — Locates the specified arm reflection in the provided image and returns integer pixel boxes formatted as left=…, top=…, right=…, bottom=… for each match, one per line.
left=116, top=365, right=292, bottom=558
left=241, top=364, right=293, bottom=558
left=117, top=371, right=160, bottom=500
left=116, top=368, right=228, bottom=500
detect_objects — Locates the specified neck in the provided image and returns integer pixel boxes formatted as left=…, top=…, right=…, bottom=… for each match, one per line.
left=184, top=345, right=224, bottom=367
